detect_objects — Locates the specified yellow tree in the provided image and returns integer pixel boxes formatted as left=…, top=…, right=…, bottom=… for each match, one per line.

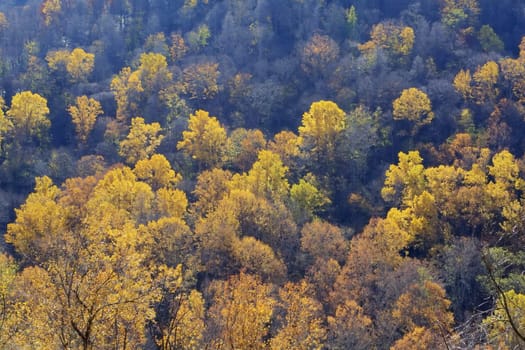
left=41, top=0, right=61, bottom=26
left=392, top=280, right=455, bottom=347
left=500, top=40, right=525, bottom=104
left=207, top=272, right=275, bottom=350
left=66, top=48, right=95, bottom=83
left=4, top=176, right=66, bottom=264
left=45, top=49, right=70, bottom=73
left=194, top=198, right=239, bottom=277
left=110, top=66, right=144, bottom=122
left=268, top=130, right=301, bottom=169
left=119, top=117, right=164, bottom=165
left=232, top=236, right=287, bottom=283
left=154, top=188, right=188, bottom=220
left=143, top=217, right=195, bottom=270
left=136, top=52, right=172, bottom=94
left=331, top=217, right=411, bottom=313
left=67, top=95, right=103, bottom=144
left=472, top=61, right=499, bottom=105
left=381, top=151, right=426, bottom=207
left=177, top=109, right=227, bottom=168
left=0, top=97, right=13, bottom=148
left=86, top=166, right=155, bottom=225
left=4, top=172, right=181, bottom=349
left=192, top=168, right=233, bottom=218
left=7, top=91, right=50, bottom=142
left=359, top=22, right=415, bottom=61
left=483, top=290, right=525, bottom=348
left=392, top=88, right=433, bottom=136
left=133, top=153, right=181, bottom=191
left=453, top=69, right=473, bottom=101
left=500, top=57, right=525, bottom=104
left=154, top=285, right=205, bottom=350
left=390, top=327, right=438, bottom=350
left=386, top=191, right=440, bottom=252
left=327, top=300, right=374, bottom=350
left=270, top=280, right=326, bottom=350
left=244, top=150, right=290, bottom=202
left=0, top=253, right=29, bottom=348
left=298, top=100, right=346, bottom=164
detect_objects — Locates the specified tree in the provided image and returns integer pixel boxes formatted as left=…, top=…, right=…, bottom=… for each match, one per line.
left=45, top=49, right=70, bottom=73
left=186, top=24, right=211, bottom=51
left=385, top=191, right=440, bottom=253
left=226, top=128, right=267, bottom=171
left=207, top=272, right=275, bottom=350
left=180, top=62, right=220, bottom=100
left=270, top=280, right=326, bottom=350
left=326, top=300, right=373, bottom=350
left=483, top=289, right=525, bottom=348
left=86, top=166, right=155, bottom=225
left=169, top=33, right=188, bottom=63
left=453, top=69, right=472, bottom=101
left=41, top=0, right=61, bottom=26
left=136, top=52, right=172, bottom=94
left=0, top=253, right=28, bottom=348
left=300, top=34, right=340, bottom=77
left=143, top=217, right=196, bottom=273
left=441, top=0, right=480, bottom=30
left=390, top=327, right=437, bottom=350
left=144, top=32, right=169, bottom=56
left=133, top=154, right=181, bottom=191
left=331, top=217, right=411, bottom=315
left=154, top=188, right=189, bottom=221
left=232, top=236, right=287, bottom=283
left=153, top=285, right=205, bottom=350
left=268, top=130, right=301, bottom=169
left=4, top=171, right=182, bottom=349
left=298, top=100, right=346, bottom=165
left=0, top=97, right=12, bottom=149
left=290, top=176, right=330, bottom=223
left=359, top=22, right=415, bottom=62
left=392, top=280, right=455, bottom=348
left=177, top=109, right=227, bottom=168
left=392, top=88, right=433, bottom=136
left=6, top=91, right=50, bottom=142
left=119, top=117, right=164, bottom=165
left=500, top=57, right=525, bottom=104
left=110, top=67, right=144, bottom=122
left=66, top=48, right=95, bottom=83
left=232, top=150, right=290, bottom=202
left=300, top=220, right=347, bottom=266
left=478, top=25, right=504, bottom=53
left=4, top=176, right=66, bottom=264
left=192, top=168, right=233, bottom=218
left=472, top=61, right=499, bottom=105
left=194, top=200, right=240, bottom=277
left=381, top=151, right=426, bottom=206
left=67, top=96, right=103, bottom=144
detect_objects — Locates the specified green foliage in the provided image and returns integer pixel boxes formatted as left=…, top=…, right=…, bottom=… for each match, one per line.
left=478, top=25, right=504, bottom=53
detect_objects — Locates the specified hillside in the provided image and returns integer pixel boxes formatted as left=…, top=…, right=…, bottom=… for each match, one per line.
left=1, top=0, right=525, bottom=348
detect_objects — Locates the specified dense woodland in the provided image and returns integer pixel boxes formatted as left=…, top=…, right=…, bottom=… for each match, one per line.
left=1, top=0, right=525, bottom=349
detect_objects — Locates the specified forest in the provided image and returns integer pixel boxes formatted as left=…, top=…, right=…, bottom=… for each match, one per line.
left=1, top=0, right=525, bottom=349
